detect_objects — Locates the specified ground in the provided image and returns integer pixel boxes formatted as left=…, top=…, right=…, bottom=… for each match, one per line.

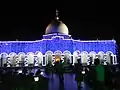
left=47, top=73, right=90, bottom=90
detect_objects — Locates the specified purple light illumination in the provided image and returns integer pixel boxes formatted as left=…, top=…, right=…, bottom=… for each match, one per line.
left=0, top=35, right=117, bottom=55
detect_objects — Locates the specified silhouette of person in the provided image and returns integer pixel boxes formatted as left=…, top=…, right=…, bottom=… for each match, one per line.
left=105, top=64, right=113, bottom=90
left=54, top=59, right=64, bottom=90
left=94, top=58, right=105, bottom=90
left=58, top=60, right=64, bottom=90
left=75, top=59, right=82, bottom=90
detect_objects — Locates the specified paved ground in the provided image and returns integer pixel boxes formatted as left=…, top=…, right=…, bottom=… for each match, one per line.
left=47, top=73, right=91, bottom=90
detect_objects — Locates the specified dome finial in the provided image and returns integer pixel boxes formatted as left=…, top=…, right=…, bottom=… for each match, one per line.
left=55, top=9, right=59, bottom=20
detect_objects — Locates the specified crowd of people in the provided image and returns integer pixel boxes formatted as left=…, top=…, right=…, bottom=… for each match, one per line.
left=0, top=68, right=49, bottom=90
left=0, top=58, right=120, bottom=90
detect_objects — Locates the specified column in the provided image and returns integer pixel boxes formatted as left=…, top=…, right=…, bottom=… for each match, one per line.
left=113, top=55, right=117, bottom=65
left=42, top=55, right=46, bottom=66
left=71, top=55, right=73, bottom=65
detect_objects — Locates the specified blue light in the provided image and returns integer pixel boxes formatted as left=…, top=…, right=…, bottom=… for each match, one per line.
left=0, top=35, right=117, bottom=55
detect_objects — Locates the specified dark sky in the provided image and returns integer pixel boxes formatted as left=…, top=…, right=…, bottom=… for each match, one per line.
left=0, top=1, right=120, bottom=43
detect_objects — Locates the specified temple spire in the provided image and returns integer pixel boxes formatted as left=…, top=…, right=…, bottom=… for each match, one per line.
left=55, top=9, right=59, bottom=20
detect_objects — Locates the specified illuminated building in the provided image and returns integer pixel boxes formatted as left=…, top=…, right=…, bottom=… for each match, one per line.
left=0, top=10, right=117, bottom=67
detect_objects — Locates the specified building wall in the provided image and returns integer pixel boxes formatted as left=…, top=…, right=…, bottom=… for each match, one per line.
left=0, top=35, right=117, bottom=66
left=45, top=37, right=73, bottom=53
left=73, top=40, right=116, bottom=54
left=0, top=35, right=116, bottom=55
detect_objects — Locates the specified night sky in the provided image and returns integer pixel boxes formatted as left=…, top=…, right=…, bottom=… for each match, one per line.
left=0, top=1, right=120, bottom=44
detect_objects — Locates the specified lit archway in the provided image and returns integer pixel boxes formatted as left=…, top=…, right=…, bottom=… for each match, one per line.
left=54, top=50, right=62, bottom=55
left=27, top=52, right=34, bottom=66
left=35, top=51, right=43, bottom=66
left=1, top=52, right=8, bottom=66
left=9, top=52, right=17, bottom=66
left=45, top=51, right=53, bottom=65
left=18, top=52, right=25, bottom=66
left=98, top=51, right=105, bottom=64
left=63, top=50, right=71, bottom=64
left=73, top=50, right=80, bottom=65
left=106, top=51, right=113, bottom=64
left=89, top=51, right=96, bottom=64
left=81, top=51, right=88, bottom=65
left=54, top=50, right=62, bottom=62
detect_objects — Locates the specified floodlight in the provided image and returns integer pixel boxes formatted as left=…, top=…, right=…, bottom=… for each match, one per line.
left=18, top=70, right=22, bottom=73
left=40, top=72, right=44, bottom=75
left=82, top=71, right=85, bottom=74
left=34, top=77, right=39, bottom=82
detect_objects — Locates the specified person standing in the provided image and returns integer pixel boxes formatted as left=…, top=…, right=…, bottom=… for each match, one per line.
left=94, top=58, right=105, bottom=90
left=74, top=59, right=82, bottom=90
left=54, top=59, right=64, bottom=90
left=105, top=64, right=113, bottom=90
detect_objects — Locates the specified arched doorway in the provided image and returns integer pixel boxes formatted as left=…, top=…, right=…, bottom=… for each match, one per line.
left=1, top=53, right=8, bottom=67
left=73, top=50, right=80, bottom=65
left=45, top=51, right=53, bottom=66
left=54, top=50, right=62, bottom=63
left=81, top=51, right=88, bottom=66
left=27, top=52, right=34, bottom=66
left=18, top=52, right=25, bottom=66
left=55, top=55, right=61, bottom=62
left=89, top=51, right=96, bottom=64
left=98, top=51, right=105, bottom=64
left=35, top=51, right=43, bottom=66
left=106, top=51, right=113, bottom=64
left=63, top=50, right=71, bottom=64
left=9, top=52, right=17, bottom=67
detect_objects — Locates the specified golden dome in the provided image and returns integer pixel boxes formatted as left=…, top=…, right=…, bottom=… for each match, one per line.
left=45, top=19, right=69, bottom=35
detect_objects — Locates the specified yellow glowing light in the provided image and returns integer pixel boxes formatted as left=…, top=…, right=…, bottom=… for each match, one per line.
left=56, top=58, right=60, bottom=62
left=55, top=56, right=60, bottom=62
